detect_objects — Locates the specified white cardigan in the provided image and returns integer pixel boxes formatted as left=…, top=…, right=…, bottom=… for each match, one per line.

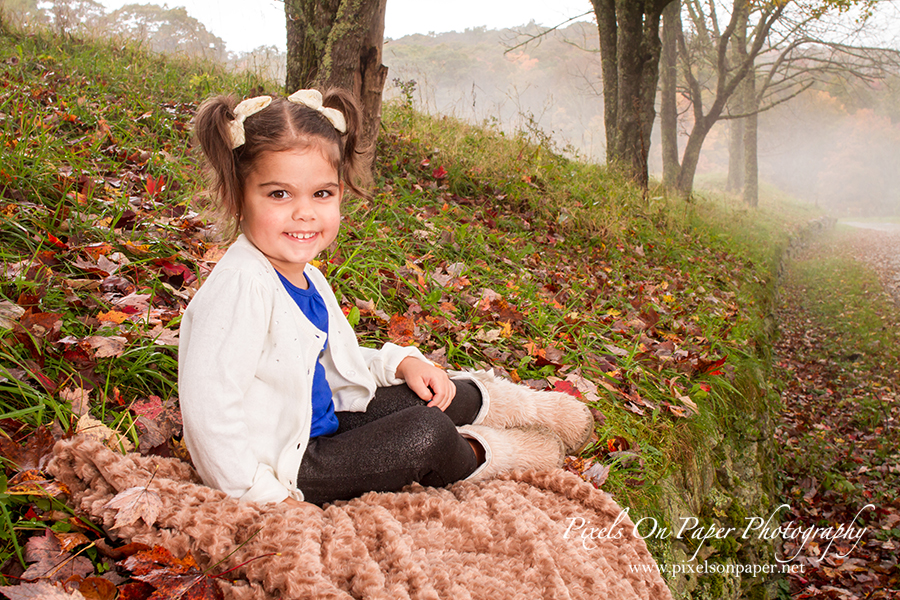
left=178, top=235, right=432, bottom=504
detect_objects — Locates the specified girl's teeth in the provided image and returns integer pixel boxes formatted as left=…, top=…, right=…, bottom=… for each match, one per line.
left=288, top=232, right=315, bottom=240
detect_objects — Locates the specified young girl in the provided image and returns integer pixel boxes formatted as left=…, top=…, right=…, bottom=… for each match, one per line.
left=179, top=88, right=594, bottom=506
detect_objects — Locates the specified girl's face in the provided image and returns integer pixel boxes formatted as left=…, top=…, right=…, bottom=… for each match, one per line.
left=241, top=147, right=342, bottom=288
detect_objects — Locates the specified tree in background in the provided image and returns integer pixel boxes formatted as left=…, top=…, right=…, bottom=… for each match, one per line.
left=285, top=0, right=388, bottom=161
left=590, top=0, right=677, bottom=190
left=102, top=4, right=226, bottom=61
left=0, top=0, right=46, bottom=28
left=725, top=2, right=897, bottom=206
left=660, top=0, right=893, bottom=203
left=665, top=0, right=787, bottom=199
left=43, top=0, right=105, bottom=37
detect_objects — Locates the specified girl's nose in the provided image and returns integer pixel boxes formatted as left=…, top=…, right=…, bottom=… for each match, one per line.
left=291, top=199, right=315, bottom=220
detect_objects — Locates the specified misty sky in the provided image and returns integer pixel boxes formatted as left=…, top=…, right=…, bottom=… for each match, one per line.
left=96, top=0, right=595, bottom=53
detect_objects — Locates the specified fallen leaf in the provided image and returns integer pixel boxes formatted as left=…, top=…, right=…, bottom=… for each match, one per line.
left=387, top=314, right=418, bottom=346
left=0, top=581, right=86, bottom=599
left=119, top=546, right=224, bottom=600
left=5, top=469, right=70, bottom=497
left=96, top=310, right=129, bottom=324
left=0, top=300, right=25, bottom=329
left=74, top=577, right=117, bottom=600
left=0, top=425, right=56, bottom=472
left=131, top=396, right=165, bottom=420
left=582, top=461, right=610, bottom=488
left=75, top=414, right=134, bottom=452
left=21, top=530, right=93, bottom=583
left=551, top=380, right=583, bottom=399
left=82, top=335, right=128, bottom=358
left=20, top=311, right=63, bottom=339
left=144, top=324, right=179, bottom=346
left=103, top=485, right=163, bottom=529
left=55, top=532, right=91, bottom=552
left=59, top=386, right=91, bottom=416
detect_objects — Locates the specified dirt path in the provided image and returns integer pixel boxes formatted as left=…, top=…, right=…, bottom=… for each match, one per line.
left=840, top=223, right=900, bottom=307
left=774, top=225, right=900, bottom=599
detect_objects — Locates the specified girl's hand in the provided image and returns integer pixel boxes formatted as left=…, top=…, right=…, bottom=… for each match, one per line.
left=395, top=357, right=456, bottom=411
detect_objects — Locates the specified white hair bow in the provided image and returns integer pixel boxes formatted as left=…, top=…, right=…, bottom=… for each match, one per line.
left=229, top=95, right=272, bottom=149
left=288, top=89, right=348, bottom=134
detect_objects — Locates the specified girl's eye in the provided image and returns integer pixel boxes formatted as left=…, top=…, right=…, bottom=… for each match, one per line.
left=313, top=190, right=333, bottom=199
left=270, top=190, right=289, bottom=200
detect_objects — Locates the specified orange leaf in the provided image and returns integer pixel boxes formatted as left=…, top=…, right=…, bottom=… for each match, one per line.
left=387, top=314, right=417, bottom=346
left=78, top=576, right=117, bottom=600
left=119, top=546, right=224, bottom=600
left=5, top=469, right=70, bottom=497
left=96, top=310, right=129, bottom=324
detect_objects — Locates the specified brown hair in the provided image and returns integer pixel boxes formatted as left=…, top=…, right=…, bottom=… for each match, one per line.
left=193, top=88, right=369, bottom=238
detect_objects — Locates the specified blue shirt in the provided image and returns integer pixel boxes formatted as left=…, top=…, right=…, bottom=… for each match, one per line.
left=277, top=271, right=339, bottom=438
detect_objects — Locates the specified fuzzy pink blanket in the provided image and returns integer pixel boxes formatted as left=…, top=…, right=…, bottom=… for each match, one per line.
left=48, top=436, right=672, bottom=600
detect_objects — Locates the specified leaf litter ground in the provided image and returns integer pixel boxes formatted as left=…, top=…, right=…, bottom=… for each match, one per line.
left=774, top=226, right=900, bottom=599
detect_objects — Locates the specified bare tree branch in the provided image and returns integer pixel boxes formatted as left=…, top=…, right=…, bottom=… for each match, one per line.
left=503, top=11, right=593, bottom=55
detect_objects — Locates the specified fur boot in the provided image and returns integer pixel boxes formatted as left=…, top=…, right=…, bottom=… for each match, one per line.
left=459, top=424, right=565, bottom=482
left=460, top=370, right=594, bottom=454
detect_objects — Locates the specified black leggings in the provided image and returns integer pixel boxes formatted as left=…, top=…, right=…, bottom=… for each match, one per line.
left=296, top=380, right=483, bottom=505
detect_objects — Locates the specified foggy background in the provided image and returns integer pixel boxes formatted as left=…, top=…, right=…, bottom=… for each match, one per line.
left=12, top=1, right=900, bottom=217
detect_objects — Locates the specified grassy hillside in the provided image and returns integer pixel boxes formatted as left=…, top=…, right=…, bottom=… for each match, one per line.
left=0, top=21, right=820, bottom=598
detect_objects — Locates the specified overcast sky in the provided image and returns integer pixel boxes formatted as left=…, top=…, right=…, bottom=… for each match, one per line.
left=97, top=0, right=594, bottom=53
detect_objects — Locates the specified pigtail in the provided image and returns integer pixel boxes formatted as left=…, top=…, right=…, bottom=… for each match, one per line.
left=193, top=95, right=242, bottom=237
left=322, top=88, right=371, bottom=199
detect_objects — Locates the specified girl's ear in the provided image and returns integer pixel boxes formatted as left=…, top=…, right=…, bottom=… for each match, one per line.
left=338, top=182, right=345, bottom=202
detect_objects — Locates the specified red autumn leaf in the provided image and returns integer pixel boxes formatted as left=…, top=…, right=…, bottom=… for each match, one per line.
left=153, top=259, right=196, bottom=286
left=115, top=582, right=157, bottom=600
left=119, top=546, right=224, bottom=600
left=698, top=355, right=727, bottom=374
left=551, top=380, right=583, bottom=399
left=47, top=233, right=68, bottom=250
left=145, top=175, right=166, bottom=198
left=19, top=310, right=63, bottom=340
left=477, top=289, right=523, bottom=323
left=432, top=165, right=448, bottom=180
left=131, top=396, right=165, bottom=420
left=0, top=425, right=56, bottom=472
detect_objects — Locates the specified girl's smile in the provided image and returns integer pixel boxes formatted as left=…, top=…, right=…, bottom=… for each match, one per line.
left=241, top=147, right=342, bottom=288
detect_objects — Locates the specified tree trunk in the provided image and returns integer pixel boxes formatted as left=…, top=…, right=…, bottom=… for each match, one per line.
left=591, top=0, right=675, bottom=189
left=726, top=118, right=745, bottom=192
left=593, top=0, right=619, bottom=165
left=675, top=116, right=714, bottom=195
left=674, top=0, right=777, bottom=198
left=660, top=0, right=680, bottom=188
left=285, top=0, right=387, bottom=159
left=727, top=5, right=749, bottom=194
left=743, top=70, right=759, bottom=207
